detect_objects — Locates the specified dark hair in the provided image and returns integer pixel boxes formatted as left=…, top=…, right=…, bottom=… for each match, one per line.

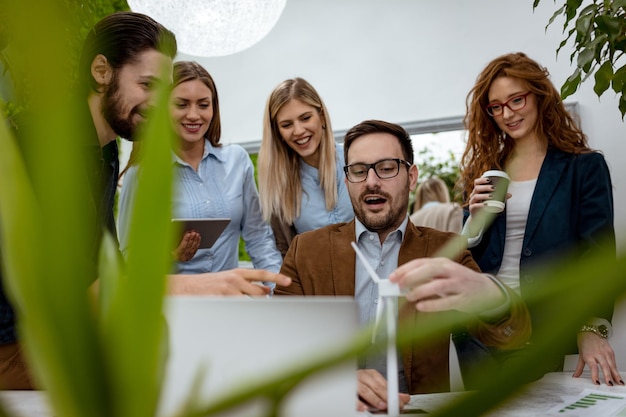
left=343, top=120, right=414, bottom=164
left=173, top=61, right=221, bottom=147
left=79, top=11, right=177, bottom=95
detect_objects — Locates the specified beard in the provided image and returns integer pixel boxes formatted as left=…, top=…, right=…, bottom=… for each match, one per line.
left=351, top=186, right=409, bottom=235
left=101, top=73, right=141, bottom=141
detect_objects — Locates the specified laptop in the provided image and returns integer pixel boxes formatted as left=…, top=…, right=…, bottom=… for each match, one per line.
left=158, top=296, right=360, bottom=417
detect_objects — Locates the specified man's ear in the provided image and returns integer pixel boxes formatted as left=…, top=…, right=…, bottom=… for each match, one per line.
left=91, top=54, right=113, bottom=90
left=408, top=164, right=418, bottom=191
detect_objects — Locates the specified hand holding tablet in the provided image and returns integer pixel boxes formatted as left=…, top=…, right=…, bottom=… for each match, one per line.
left=172, top=218, right=231, bottom=249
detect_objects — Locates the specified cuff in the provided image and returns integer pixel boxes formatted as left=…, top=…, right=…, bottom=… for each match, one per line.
left=462, top=215, right=484, bottom=248
left=477, top=274, right=512, bottom=324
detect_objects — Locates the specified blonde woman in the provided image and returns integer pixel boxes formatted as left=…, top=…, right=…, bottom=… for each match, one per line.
left=258, top=78, right=354, bottom=256
left=410, top=177, right=462, bottom=233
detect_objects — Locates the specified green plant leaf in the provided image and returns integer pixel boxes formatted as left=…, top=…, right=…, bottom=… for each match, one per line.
left=546, top=5, right=566, bottom=30
left=577, top=47, right=596, bottom=72
left=612, top=65, right=626, bottom=92
left=594, top=60, right=614, bottom=95
left=1, top=2, right=114, bottom=416
left=99, top=68, right=175, bottom=417
left=565, top=0, right=584, bottom=25
left=612, top=0, right=626, bottom=12
left=619, top=94, right=626, bottom=119
left=574, top=11, right=593, bottom=39
left=562, top=69, right=582, bottom=98
left=596, top=15, right=622, bottom=41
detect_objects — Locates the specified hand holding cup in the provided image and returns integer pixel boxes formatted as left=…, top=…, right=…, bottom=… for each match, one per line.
left=480, top=170, right=510, bottom=213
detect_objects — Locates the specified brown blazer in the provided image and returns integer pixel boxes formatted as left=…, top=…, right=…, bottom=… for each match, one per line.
left=270, top=214, right=297, bottom=258
left=275, top=220, right=530, bottom=394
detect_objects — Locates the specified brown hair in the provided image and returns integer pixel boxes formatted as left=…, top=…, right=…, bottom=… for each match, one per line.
left=343, top=119, right=414, bottom=164
left=120, top=61, right=221, bottom=177
left=458, top=52, right=590, bottom=203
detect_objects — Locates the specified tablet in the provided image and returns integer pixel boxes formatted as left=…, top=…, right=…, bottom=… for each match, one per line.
left=171, top=218, right=230, bottom=249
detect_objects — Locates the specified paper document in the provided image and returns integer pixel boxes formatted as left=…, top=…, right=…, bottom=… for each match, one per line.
left=548, top=389, right=626, bottom=416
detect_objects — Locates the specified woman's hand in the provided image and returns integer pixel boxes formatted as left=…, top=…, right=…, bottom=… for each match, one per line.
left=574, top=332, right=624, bottom=386
left=468, top=176, right=498, bottom=217
left=173, top=230, right=201, bottom=262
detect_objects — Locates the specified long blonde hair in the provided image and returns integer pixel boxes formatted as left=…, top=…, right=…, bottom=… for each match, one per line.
left=258, top=78, right=337, bottom=225
left=414, top=177, right=450, bottom=212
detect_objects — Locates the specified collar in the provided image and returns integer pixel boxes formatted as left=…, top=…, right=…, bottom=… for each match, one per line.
left=172, top=139, right=225, bottom=166
left=354, top=215, right=408, bottom=242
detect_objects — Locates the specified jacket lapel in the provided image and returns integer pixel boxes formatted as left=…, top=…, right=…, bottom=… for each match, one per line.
left=330, top=221, right=357, bottom=296
left=524, top=149, right=568, bottom=245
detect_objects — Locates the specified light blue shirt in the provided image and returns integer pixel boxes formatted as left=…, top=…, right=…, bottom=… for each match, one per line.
left=354, top=216, right=408, bottom=392
left=118, top=140, right=282, bottom=278
left=292, top=143, right=354, bottom=233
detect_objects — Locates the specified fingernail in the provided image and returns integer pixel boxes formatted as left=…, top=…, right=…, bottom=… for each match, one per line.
left=620, top=380, right=625, bottom=385
left=595, top=380, right=600, bottom=385
left=609, top=380, right=614, bottom=386
left=485, top=178, right=491, bottom=183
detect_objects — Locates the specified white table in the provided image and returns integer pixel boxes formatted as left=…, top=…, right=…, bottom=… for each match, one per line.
left=402, top=372, right=626, bottom=416
left=2, top=372, right=625, bottom=416
left=0, top=390, right=50, bottom=417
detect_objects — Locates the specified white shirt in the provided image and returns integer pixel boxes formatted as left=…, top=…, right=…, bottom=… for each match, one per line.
left=497, top=179, right=537, bottom=292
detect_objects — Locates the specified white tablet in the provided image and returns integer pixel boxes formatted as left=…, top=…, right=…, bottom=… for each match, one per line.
left=171, top=218, right=230, bottom=249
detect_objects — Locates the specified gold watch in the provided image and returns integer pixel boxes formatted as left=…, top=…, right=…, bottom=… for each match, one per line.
left=579, top=324, right=610, bottom=339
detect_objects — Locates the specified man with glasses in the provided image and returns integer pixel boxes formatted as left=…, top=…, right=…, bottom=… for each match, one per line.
left=275, top=120, right=530, bottom=412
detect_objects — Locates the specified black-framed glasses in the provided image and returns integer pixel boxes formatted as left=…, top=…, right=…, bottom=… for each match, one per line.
left=485, top=91, right=532, bottom=117
left=343, top=158, right=411, bottom=183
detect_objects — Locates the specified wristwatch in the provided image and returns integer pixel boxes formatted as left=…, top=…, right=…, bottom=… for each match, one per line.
left=579, top=323, right=610, bottom=339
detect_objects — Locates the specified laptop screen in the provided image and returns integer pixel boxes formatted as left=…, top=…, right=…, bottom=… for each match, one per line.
left=159, top=296, right=359, bottom=417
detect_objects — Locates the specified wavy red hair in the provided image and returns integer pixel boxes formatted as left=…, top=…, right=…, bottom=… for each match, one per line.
left=457, top=52, right=591, bottom=205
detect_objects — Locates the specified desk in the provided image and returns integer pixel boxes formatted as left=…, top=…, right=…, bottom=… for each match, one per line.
left=400, top=372, right=626, bottom=416
left=0, top=390, right=49, bottom=416
left=1, top=372, right=625, bottom=416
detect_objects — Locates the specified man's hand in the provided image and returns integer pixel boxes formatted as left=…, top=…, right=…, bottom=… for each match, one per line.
left=389, top=258, right=505, bottom=315
left=168, top=269, right=291, bottom=296
left=574, top=332, right=624, bottom=386
left=356, top=369, right=410, bottom=412
left=172, top=230, right=201, bottom=262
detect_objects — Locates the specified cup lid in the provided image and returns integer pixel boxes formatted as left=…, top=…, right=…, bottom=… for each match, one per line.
left=482, top=170, right=510, bottom=180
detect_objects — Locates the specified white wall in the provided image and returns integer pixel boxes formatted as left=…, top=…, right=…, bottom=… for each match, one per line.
left=177, top=0, right=626, bottom=367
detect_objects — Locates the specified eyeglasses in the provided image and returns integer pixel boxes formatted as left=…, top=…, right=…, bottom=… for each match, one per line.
left=485, top=92, right=532, bottom=117
left=344, top=158, right=411, bottom=183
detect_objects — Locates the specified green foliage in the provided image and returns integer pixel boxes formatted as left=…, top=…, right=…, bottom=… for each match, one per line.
left=0, top=0, right=129, bottom=126
left=238, top=153, right=259, bottom=262
left=534, top=0, right=626, bottom=118
left=410, top=146, right=461, bottom=212
left=415, top=148, right=461, bottom=198
left=0, top=2, right=624, bottom=417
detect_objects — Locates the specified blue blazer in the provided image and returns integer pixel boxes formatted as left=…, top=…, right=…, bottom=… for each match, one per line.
left=466, top=148, right=616, bottom=328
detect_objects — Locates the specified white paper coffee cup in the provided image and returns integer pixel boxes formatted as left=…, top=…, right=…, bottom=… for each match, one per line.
left=481, top=170, right=510, bottom=213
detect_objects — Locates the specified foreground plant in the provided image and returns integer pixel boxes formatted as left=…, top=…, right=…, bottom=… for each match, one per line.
left=534, top=0, right=626, bottom=117
left=0, top=2, right=624, bottom=417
